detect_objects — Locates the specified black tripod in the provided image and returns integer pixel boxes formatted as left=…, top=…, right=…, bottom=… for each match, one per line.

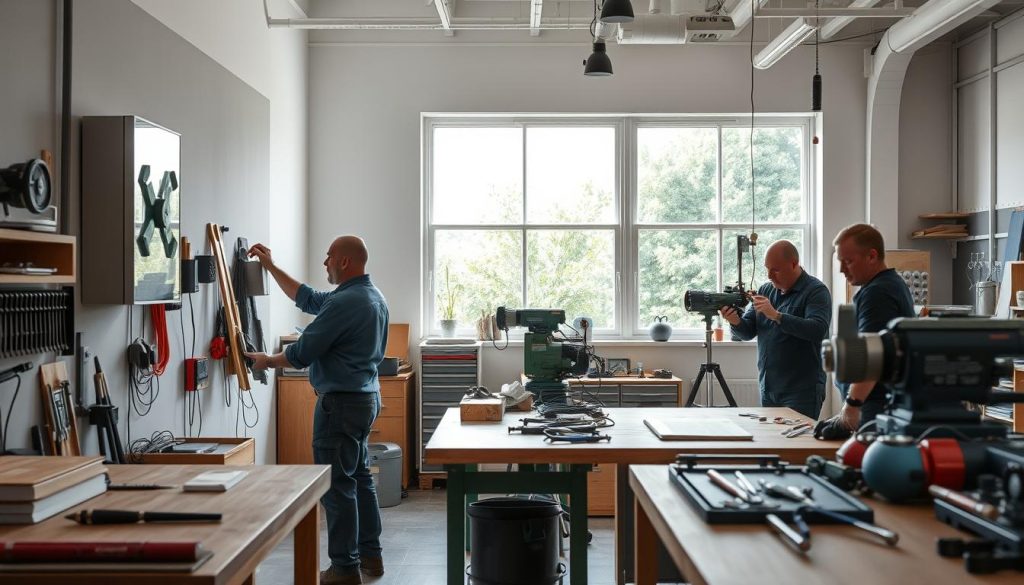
left=685, top=313, right=737, bottom=407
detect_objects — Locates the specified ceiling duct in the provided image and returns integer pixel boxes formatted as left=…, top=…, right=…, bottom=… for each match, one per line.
left=617, top=14, right=687, bottom=44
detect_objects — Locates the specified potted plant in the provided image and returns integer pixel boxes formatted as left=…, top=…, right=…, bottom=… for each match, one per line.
left=438, top=263, right=459, bottom=337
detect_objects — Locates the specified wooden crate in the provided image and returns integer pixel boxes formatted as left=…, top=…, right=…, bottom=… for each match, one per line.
left=136, top=437, right=255, bottom=465
left=417, top=472, right=446, bottom=490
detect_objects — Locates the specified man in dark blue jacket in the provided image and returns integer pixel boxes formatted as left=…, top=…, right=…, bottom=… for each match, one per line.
left=246, top=235, right=389, bottom=585
left=721, top=240, right=832, bottom=419
left=825, top=223, right=915, bottom=432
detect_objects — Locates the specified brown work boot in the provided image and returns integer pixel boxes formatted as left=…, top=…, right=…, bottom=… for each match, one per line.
left=360, top=556, right=385, bottom=577
left=320, top=566, right=362, bottom=585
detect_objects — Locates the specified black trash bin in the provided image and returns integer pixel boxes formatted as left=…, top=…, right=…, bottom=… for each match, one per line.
left=467, top=497, right=566, bottom=585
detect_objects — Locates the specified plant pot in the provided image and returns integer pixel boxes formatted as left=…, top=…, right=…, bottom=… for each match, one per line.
left=440, top=319, right=457, bottom=337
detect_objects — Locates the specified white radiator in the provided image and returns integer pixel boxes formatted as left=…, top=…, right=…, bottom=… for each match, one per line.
left=682, top=378, right=760, bottom=407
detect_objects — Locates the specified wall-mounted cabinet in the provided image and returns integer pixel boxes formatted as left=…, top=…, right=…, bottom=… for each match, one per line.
left=81, top=116, right=180, bottom=305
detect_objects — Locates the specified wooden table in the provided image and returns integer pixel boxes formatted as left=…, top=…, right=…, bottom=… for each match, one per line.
left=0, top=464, right=330, bottom=585
left=424, top=406, right=842, bottom=585
left=629, top=464, right=1020, bottom=585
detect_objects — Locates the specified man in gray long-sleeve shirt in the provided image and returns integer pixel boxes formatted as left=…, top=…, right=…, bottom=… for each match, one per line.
left=245, top=235, right=388, bottom=585
left=720, top=240, right=832, bottom=419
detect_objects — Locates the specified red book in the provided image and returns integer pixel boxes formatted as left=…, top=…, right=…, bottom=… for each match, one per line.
left=422, top=354, right=476, bottom=361
left=0, top=542, right=202, bottom=563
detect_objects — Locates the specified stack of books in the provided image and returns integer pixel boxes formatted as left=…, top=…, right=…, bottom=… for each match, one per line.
left=0, top=456, right=107, bottom=524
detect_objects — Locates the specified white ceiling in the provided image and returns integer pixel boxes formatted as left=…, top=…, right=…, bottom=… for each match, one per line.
left=293, top=0, right=1023, bottom=45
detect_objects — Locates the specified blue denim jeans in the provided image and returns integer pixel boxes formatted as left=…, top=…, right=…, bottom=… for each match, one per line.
left=762, top=386, right=825, bottom=420
left=312, top=391, right=382, bottom=571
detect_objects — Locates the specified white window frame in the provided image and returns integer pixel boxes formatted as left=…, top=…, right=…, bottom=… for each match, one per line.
left=422, top=113, right=818, bottom=340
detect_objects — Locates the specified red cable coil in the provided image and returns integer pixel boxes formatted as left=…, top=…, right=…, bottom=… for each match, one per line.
left=149, top=304, right=170, bottom=376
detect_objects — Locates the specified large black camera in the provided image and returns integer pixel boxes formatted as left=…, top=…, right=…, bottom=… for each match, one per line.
left=683, top=235, right=755, bottom=318
left=683, top=287, right=749, bottom=315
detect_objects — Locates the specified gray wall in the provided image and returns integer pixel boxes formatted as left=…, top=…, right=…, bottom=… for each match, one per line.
left=306, top=40, right=869, bottom=408
left=898, top=44, right=955, bottom=305
left=0, top=0, right=307, bottom=463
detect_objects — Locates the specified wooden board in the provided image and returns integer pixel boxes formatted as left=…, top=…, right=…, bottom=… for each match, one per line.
left=37, top=362, right=80, bottom=456
left=459, top=396, right=504, bottom=422
left=136, top=438, right=255, bottom=466
left=385, top=323, right=410, bottom=363
left=0, top=456, right=105, bottom=501
left=206, top=223, right=250, bottom=390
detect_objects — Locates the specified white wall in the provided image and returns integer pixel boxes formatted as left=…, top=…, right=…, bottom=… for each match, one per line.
left=132, top=0, right=309, bottom=370
left=0, top=0, right=307, bottom=465
left=898, top=45, right=955, bottom=305
left=307, top=42, right=869, bottom=397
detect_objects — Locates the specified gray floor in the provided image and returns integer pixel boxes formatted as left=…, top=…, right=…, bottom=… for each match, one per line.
left=256, top=489, right=617, bottom=585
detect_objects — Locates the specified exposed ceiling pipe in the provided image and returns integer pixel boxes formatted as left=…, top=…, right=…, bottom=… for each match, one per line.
left=864, top=0, right=1003, bottom=243
left=884, top=0, right=1002, bottom=53
left=819, top=0, right=884, bottom=40
left=265, top=17, right=592, bottom=30
left=618, top=14, right=687, bottom=44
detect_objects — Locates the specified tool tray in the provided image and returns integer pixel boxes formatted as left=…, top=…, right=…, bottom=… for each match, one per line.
left=670, top=454, right=874, bottom=524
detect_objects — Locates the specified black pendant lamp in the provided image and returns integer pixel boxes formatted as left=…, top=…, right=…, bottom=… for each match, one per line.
left=584, top=42, right=613, bottom=76
left=600, top=0, right=634, bottom=24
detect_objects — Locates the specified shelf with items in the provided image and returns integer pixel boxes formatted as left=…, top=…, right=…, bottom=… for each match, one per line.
left=911, top=211, right=970, bottom=240
left=0, top=228, right=76, bottom=284
left=842, top=249, right=931, bottom=306
left=982, top=354, right=1024, bottom=431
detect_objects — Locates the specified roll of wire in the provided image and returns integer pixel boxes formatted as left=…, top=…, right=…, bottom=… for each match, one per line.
left=149, top=304, right=170, bottom=376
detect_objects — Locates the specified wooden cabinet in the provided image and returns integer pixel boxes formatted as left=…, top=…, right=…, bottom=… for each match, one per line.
left=276, top=373, right=416, bottom=489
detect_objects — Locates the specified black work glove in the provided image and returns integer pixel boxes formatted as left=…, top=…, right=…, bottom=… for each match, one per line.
left=813, top=416, right=853, bottom=441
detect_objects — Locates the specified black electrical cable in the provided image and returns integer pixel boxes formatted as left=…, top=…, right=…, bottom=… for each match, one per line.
left=821, top=28, right=889, bottom=45
left=748, top=0, right=758, bottom=290
left=0, top=374, right=23, bottom=453
left=813, top=1, right=822, bottom=112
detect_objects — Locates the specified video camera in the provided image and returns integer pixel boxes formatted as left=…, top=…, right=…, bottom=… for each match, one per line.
left=683, top=234, right=755, bottom=320
left=496, top=307, right=590, bottom=409
left=821, top=306, right=1024, bottom=573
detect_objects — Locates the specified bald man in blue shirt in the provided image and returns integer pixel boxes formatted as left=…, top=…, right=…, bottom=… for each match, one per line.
left=246, top=235, right=388, bottom=585
left=720, top=240, right=832, bottom=419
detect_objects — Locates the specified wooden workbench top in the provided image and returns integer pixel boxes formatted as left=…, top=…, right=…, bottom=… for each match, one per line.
left=629, top=464, right=1019, bottom=585
left=424, top=407, right=840, bottom=465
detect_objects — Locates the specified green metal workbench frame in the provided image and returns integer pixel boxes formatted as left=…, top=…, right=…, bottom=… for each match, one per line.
left=445, top=463, right=592, bottom=585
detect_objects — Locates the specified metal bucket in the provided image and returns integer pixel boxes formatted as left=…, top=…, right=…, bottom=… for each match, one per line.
left=976, top=280, right=997, bottom=316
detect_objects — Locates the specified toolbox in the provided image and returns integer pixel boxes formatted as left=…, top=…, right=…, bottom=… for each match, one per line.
left=669, top=454, right=875, bottom=524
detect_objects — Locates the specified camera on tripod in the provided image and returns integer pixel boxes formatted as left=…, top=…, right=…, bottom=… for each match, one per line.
left=683, top=234, right=756, bottom=321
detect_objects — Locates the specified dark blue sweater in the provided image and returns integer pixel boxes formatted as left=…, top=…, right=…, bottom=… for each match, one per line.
left=284, top=274, right=389, bottom=394
left=852, top=268, right=915, bottom=403
left=730, top=270, right=832, bottom=401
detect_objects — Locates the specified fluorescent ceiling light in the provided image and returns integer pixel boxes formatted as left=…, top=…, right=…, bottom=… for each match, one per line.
left=753, top=18, right=816, bottom=70
left=726, top=0, right=768, bottom=31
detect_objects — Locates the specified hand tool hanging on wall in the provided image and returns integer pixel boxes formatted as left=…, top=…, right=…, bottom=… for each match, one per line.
left=232, top=237, right=267, bottom=385
left=38, top=361, right=80, bottom=455
left=206, top=223, right=250, bottom=390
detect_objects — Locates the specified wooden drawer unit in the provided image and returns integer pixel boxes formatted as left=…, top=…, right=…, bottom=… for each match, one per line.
left=587, top=463, right=616, bottom=516
left=276, top=372, right=416, bottom=489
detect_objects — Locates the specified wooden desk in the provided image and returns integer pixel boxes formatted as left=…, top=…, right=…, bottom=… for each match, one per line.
left=0, top=464, right=329, bottom=585
left=425, top=406, right=842, bottom=585
left=629, top=464, right=1018, bottom=585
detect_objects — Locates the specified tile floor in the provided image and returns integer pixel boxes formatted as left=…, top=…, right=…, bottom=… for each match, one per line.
left=256, top=489, right=618, bottom=585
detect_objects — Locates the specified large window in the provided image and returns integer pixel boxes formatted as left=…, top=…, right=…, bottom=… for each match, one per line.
left=424, top=116, right=814, bottom=338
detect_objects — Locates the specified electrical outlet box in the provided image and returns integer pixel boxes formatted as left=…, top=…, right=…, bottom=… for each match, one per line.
left=81, top=116, right=181, bottom=305
left=184, top=357, right=209, bottom=391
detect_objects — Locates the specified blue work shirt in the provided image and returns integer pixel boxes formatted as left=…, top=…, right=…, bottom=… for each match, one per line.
left=851, top=268, right=915, bottom=403
left=284, top=274, right=389, bottom=394
left=730, top=270, right=833, bottom=402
